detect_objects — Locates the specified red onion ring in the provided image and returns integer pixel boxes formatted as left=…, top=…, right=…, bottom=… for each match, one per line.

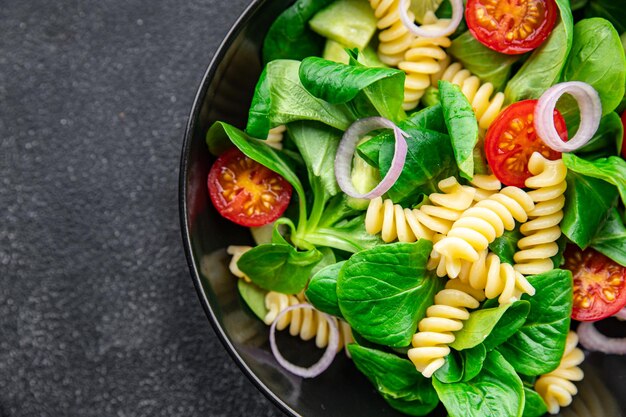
left=614, top=308, right=626, bottom=321
left=577, top=322, right=626, bottom=355
left=335, top=117, right=408, bottom=199
left=535, top=81, right=602, bottom=153
left=399, top=0, right=463, bottom=38
left=269, top=303, right=339, bottom=378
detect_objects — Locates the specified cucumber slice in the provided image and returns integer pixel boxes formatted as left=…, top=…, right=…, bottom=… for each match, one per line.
left=323, top=39, right=350, bottom=64
left=309, top=0, right=377, bottom=49
left=347, top=151, right=381, bottom=210
left=238, top=279, right=268, bottom=322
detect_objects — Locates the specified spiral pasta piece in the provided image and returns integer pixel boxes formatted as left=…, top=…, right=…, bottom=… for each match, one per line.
left=514, top=153, right=567, bottom=276
left=457, top=250, right=535, bottom=304
left=398, top=35, right=451, bottom=110
left=436, top=62, right=505, bottom=130
left=469, top=174, right=502, bottom=202
left=365, top=177, right=476, bottom=243
left=263, top=292, right=353, bottom=351
left=433, top=186, right=534, bottom=278
left=407, top=280, right=481, bottom=377
left=265, top=125, right=286, bottom=150
left=535, top=331, right=585, bottom=415
left=370, top=0, right=416, bottom=66
left=227, top=245, right=252, bottom=282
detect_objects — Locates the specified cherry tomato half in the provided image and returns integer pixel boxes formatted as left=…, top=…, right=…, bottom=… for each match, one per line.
left=622, top=111, right=626, bottom=159
left=564, top=246, right=626, bottom=322
left=207, top=147, right=292, bottom=227
left=465, top=0, right=558, bottom=55
left=485, top=99, right=567, bottom=187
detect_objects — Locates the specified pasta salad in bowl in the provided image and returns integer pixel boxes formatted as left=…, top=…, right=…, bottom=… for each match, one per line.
left=180, top=0, right=626, bottom=415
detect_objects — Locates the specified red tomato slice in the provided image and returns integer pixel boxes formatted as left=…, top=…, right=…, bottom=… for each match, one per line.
left=564, top=246, right=626, bottom=322
left=622, top=111, right=626, bottom=159
left=207, top=147, right=292, bottom=227
left=465, top=0, right=558, bottom=55
left=485, top=99, right=567, bottom=187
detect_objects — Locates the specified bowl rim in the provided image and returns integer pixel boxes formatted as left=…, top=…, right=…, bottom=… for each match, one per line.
left=178, top=1, right=297, bottom=416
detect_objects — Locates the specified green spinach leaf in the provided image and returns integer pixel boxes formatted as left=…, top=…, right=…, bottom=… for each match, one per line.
left=439, top=80, right=478, bottom=180
left=448, top=31, right=519, bottom=91
left=450, top=301, right=530, bottom=351
left=262, top=0, right=335, bottom=63
left=287, top=121, right=340, bottom=197
left=433, top=350, right=524, bottom=417
left=561, top=171, right=618, bottom=249
left=522, top=387, right=548, bottom=417
left=575, top=112, right=623, bottom=159
left=584, top=0, right=626, bottom=33
left=237, top=243, right=323, bottom=294
left=337, top=241, right=441, bottom=347
left=563, top=18, right=626, bottom=115
left=305, top=261, right=345, bottom=317
left=591, top=208, right=626, bottom=266
left=348, top=344, right=439, bottom=416
left=299, top=56, right=405, bottom=121
left=305, top=213, right=384, bottom=253
left=497, top=269, right=573, bottom=376
left=504, top=0, right=573, bottom=103
left=489, top=227, right=523, bottom=265
left=246, top=60, right=353, bottom=139
left=563, top=153, right=626, bottom=206
left=434, top=344, right=487, bottom=384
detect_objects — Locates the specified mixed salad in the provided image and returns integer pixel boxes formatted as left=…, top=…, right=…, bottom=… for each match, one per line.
left=203, top=0, right=626, bottom=415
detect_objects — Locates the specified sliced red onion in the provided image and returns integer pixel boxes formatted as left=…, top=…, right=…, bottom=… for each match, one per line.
left=399, top=0, right=463, bottom=38
left=535, top=81, right=602, bottom=153
left=269, top=303, right=339, bottom=378
left=335, top=117, right=408, bottom=199
left=614, top=308, right=626, bottom=321
left=577, top=322, right=626, bottom=355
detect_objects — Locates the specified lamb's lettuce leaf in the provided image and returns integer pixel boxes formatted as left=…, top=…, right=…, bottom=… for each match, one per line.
left=337, top=241, right=441, bottom=347
left=305, top=261, right=345, bottom=317
left=591, top=208, right=626, bottom=266
left=434, top=344, right=487, bottom=383
left=563, top=153, right=626, bottom=206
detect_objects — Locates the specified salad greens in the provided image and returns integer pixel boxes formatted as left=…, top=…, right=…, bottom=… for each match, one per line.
left=203, top=0, right=626, bottom=416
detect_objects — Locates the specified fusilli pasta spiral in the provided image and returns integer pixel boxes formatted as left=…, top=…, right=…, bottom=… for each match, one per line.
left=263, top=291, right=354, bottom=351
left=398, top=34, right=451, bottom=110
left=370, top=0, right=416, bottom=66
left=365, top=177, right=475, bottom=243
left=435, top=62, right=505, bottom=130
left=227, top=245, right=252, bottom=281
left=407, top=280, right=481, bottom=377
left=265, top=125, right=286, bottom=150
left=456, top=249, right=535, bottom=304
left=433, top=186, right=534, bottom=278
left=535, top=331, right=585, bottom=415
left=513, top=153, right=567, bottom=275
left=469, top=173, right=502, bottom=202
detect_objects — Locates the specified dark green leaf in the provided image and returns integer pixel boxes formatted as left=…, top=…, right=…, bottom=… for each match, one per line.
left=448, top=31, right=520, bottom=91
left=489, top=227, right=523, bottom=265
left=348, top=344, right=439, bottom=416
left=434, top=344, right=487, bottom=383
left=563, top=153, right=626, bottom=206
left=504, top=0, right=573, bottom=103
left=522, top=387, right=548, bottom=417
left=337, top=241, right=442, bottom=347
left=450, top=301, right=530, bottom=351
left=237, top=243, right=323, bottom=294
left=591, top=208, right=626, bottom=266
left=305, top=261, right=345, bottom=317
left=575, top=112, right=623, bottom=159
left=305, top=213, right=384, bottom=253
left=563, top=18, right=626, bottom=115
left=439, top=80, right=478, bottom=180
left=246, top=60, right=353, bottom=139
left=237, top=280, right=268, bottom=321
left=287, top=121, right=340, bottom=197
left=433, top=350, right=524, bottom=417
left=561, top=171, right=618, bottom=249
left=584, top=0, right=626, bottom=34
left=497, top=269, right=573, bottom=376
left=262, top=0, right=335, bottom=63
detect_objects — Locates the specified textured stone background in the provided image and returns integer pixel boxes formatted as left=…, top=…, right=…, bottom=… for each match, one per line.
left=0, top=1, right=284, bottom=416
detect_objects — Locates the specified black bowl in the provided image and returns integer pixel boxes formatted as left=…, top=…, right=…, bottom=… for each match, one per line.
left=179, top=1, right=626, bottom=416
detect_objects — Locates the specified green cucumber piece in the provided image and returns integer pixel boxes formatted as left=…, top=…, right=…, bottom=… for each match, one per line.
left=237, top=279, right=268, bottom=321
left=323, top=39, right=350, bottom=64
left=309, top=0, right=377, bottom=49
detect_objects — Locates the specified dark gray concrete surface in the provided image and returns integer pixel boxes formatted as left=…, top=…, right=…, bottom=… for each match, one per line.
left=0, top=1, right=283, bottom=416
